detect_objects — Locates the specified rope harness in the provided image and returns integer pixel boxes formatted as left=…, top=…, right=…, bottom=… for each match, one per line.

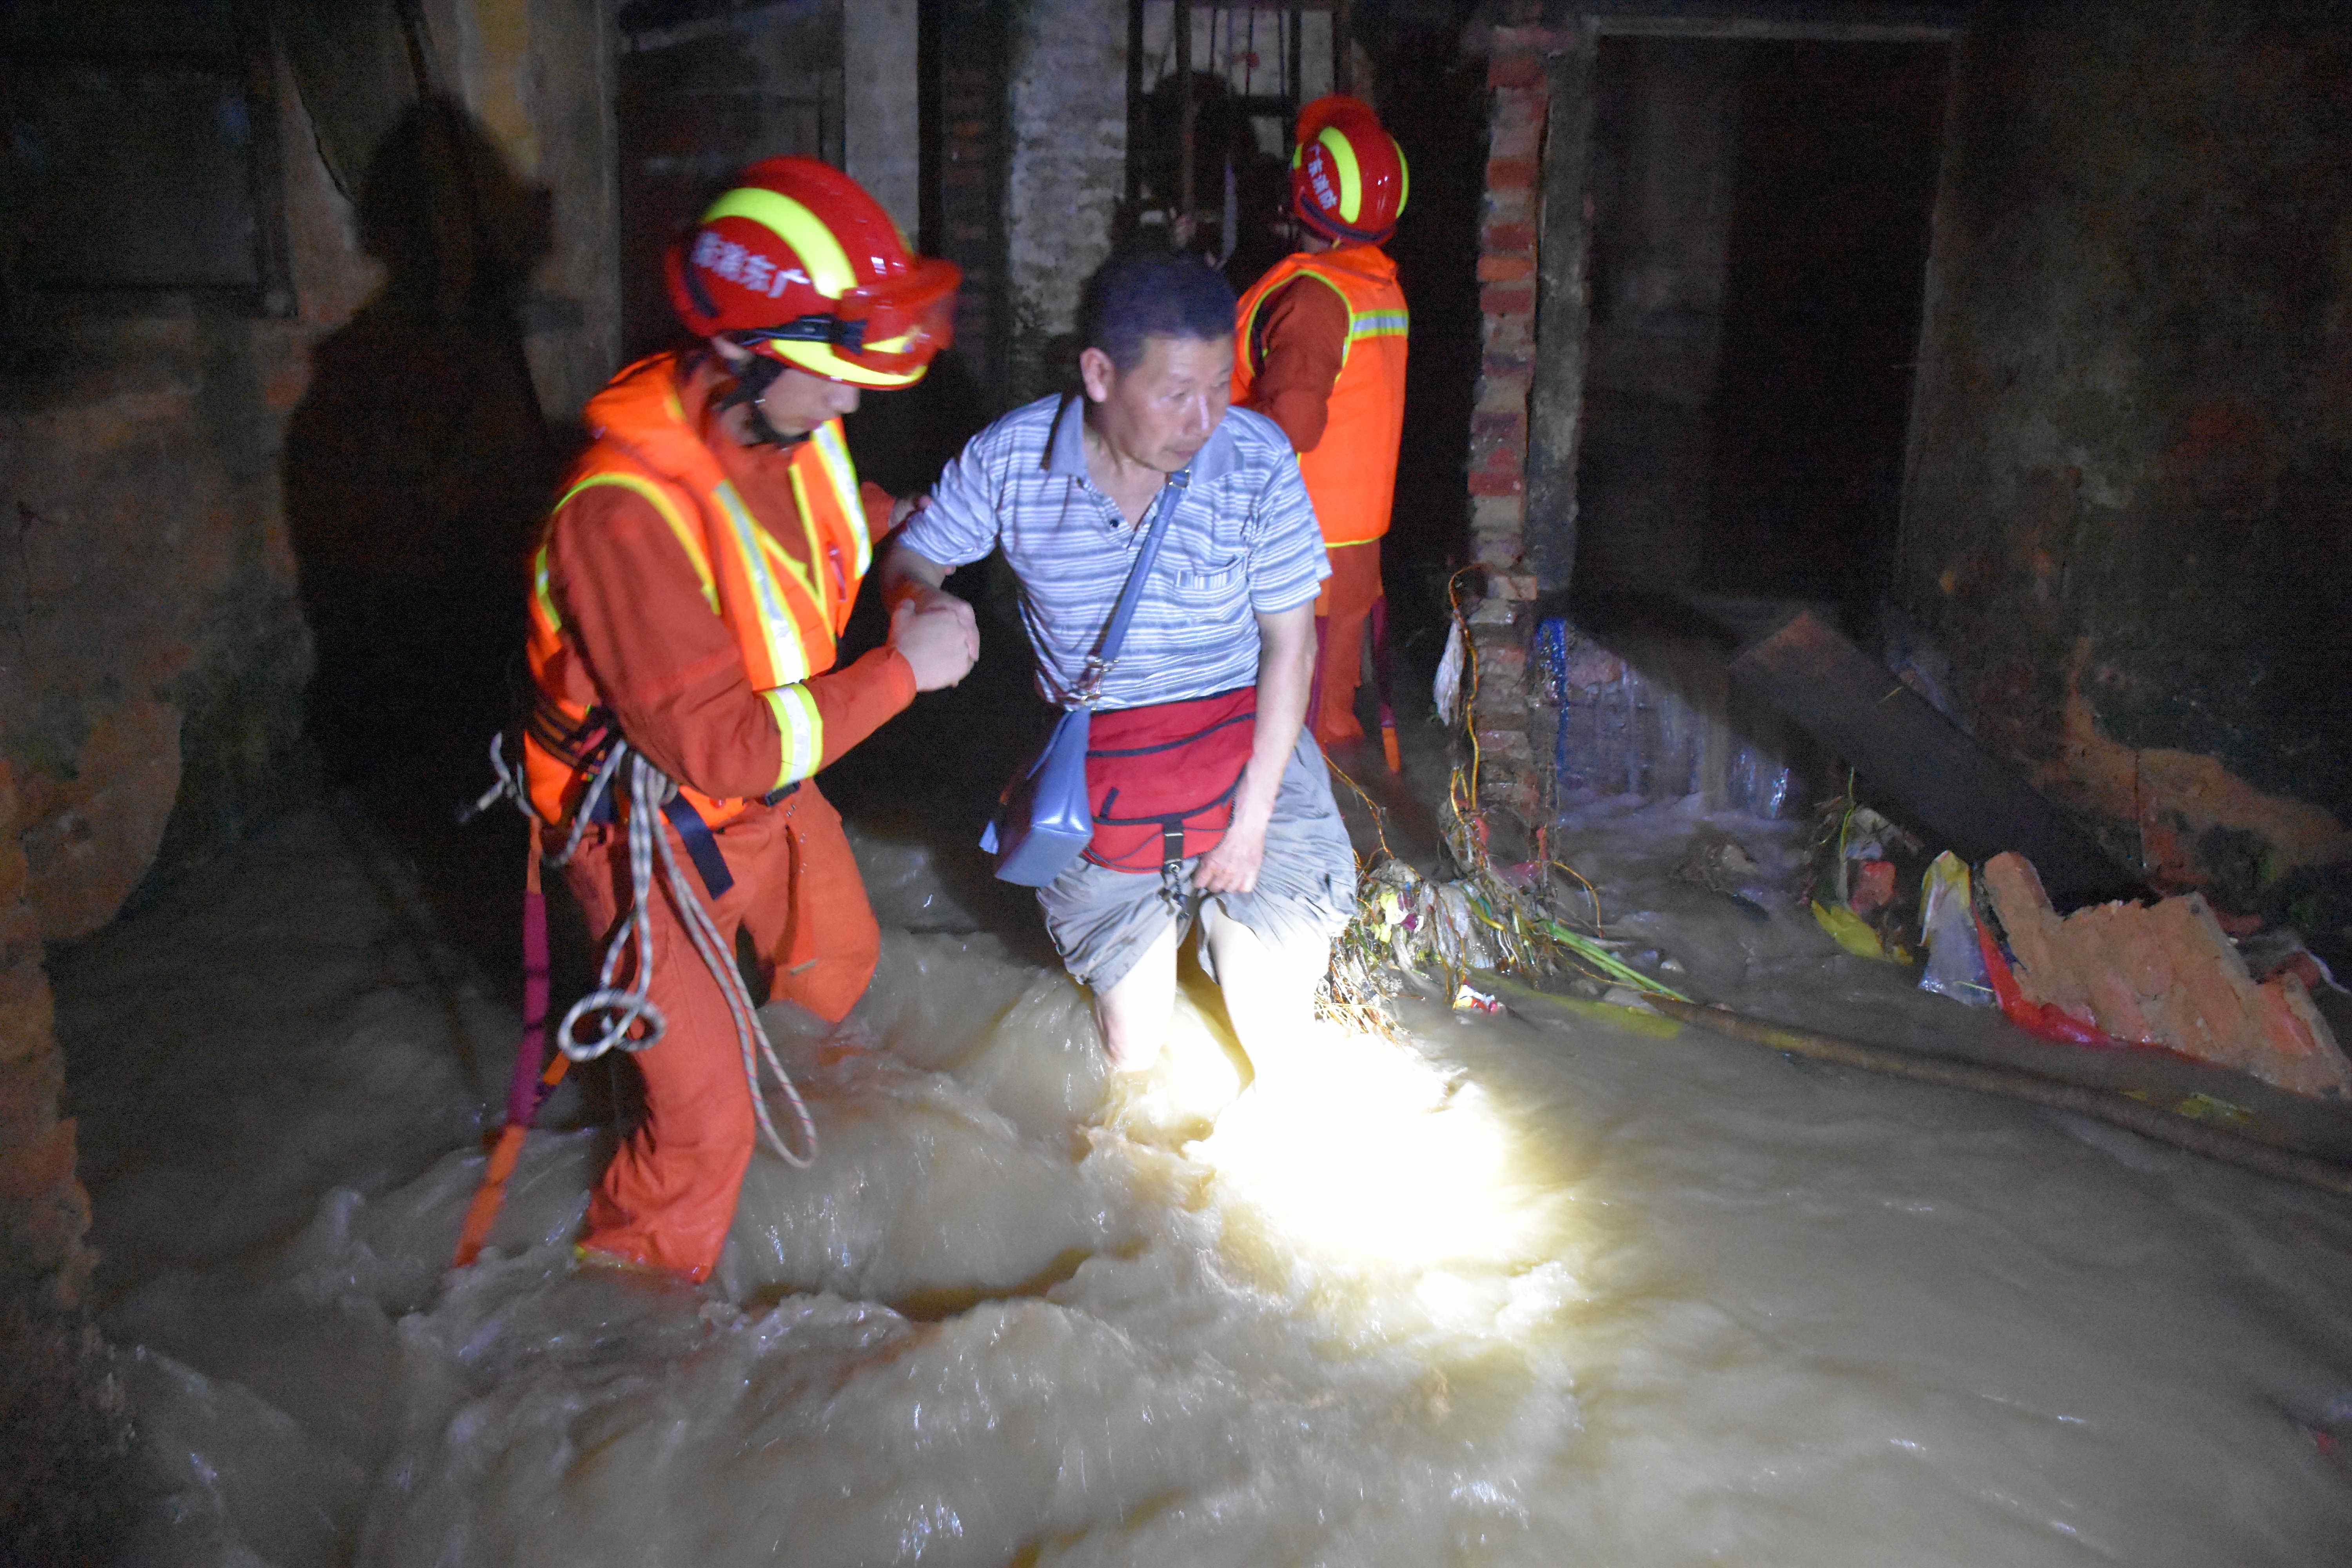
left=475, top=733, right=818, bottom=1168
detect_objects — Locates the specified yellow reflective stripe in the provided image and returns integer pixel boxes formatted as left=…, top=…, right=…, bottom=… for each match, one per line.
left=1350, top=309, right=1410, bottom=339
left=1394, top=136, right=1409, bottom=218
left=1241, top=265, right=1358, bottom=372
left=558, top=473, right=718, bottom=614
left=532, top=544, right=561, bottom=633
left=702, top=187, right=854, bottom=298
left=808, top=420, right=870, bottom=578
left=782, top=463, right=839, bottom=623
left=755, top=526, right=825, bottom=615
left=711, top=481, right=809, bottom=684
left=762, top=684, right=824, bottom=788
left=1317, top=126, right=1361, bottom=225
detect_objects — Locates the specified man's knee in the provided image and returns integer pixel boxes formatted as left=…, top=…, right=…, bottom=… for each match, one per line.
left=1092, top=922, right=1181, bottom=1067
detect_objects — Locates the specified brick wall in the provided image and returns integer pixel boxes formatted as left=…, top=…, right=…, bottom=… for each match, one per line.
left=1465, top=24, right=1561, bottom=821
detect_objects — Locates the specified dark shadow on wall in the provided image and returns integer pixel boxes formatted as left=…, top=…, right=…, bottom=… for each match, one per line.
left=280, top=96, right=568, bottom=1025
left=1374, top=25, right=1488, bottom=662
left=282, top=96, right=558, bottom=840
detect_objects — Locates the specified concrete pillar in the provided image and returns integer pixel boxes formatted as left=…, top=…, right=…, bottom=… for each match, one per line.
left=844, top=0, right=920, bottom=238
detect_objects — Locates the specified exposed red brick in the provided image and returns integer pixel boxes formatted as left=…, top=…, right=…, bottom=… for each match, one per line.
left=1481, top=285, right=1536, bottom=317
left=1472, top=409, right=1527, bottom=442
left=1468, top=468, right=1524, bottom=497
left=1488, top=51, right=1545, bottom=90
left=1477, top=254, right=1535, bottom=283
left=1486, top=155, right=1538, bottom=190
left=1482, top=221, right=1535, bottom=254
left=1485, top=325, right=1534, bottom=359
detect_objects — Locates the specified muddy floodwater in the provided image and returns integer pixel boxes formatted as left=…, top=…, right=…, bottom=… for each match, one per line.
left=56, top=801, right=2352, bottom=1565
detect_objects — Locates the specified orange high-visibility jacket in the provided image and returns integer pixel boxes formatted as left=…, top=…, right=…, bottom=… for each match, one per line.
left=524, top=353, right=872, bottom=829
left=1232, top=243, right=1409, bottom=547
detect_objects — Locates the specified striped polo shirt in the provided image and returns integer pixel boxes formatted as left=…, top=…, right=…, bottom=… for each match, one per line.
left=897, top=392, right=1330, bottom=711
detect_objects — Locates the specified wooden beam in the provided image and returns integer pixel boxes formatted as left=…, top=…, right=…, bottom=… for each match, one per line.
left=1728, top=612, right=2138, bottom=905
left=1594, top=18, right=1961, bottom=40
left=1523, top=24, right=1599, bottom=595
left=1576, top=1, right=1964, bottom=41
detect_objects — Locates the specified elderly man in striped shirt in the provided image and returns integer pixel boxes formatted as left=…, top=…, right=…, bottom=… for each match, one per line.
left=879, top=249, right=1357, bottom=1083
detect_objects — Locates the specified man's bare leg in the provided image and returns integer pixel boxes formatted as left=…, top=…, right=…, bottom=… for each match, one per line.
left=1199, top=904, right=1329, bottom=1091
left=1092, top=920, right=1182, bottom=1073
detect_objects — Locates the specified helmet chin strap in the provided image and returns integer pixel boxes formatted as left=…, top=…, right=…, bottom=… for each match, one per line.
left=715, top=347, right=810, bottom=449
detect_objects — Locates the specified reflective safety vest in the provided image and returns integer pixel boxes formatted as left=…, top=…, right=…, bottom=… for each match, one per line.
left=1231, top=243, right=1408, bottom=548
left=523, top=352, right=872, bottom=829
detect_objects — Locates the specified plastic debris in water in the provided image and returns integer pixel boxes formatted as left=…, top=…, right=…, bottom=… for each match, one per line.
left=1918, top=851, right=1995, bottom=1005
left=1453, top=984, right=1505, bottom=1014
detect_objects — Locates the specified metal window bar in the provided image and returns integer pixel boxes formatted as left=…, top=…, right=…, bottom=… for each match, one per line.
left=1129, top=2, right=1341, bottom=253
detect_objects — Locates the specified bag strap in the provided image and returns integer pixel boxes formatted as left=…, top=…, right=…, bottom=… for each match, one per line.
left=1072, top=467, right=1190, bottom=706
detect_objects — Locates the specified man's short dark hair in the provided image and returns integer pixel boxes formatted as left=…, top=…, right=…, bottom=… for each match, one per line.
left=1079, top=247, right=1238, bottom=373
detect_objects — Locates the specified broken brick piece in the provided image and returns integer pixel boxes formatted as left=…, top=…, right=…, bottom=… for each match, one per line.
left=2249, top=973, right=2352, bottom=1098
left=1983, top=851, right=2092, bottom=1016
left=1978, top=852, right=2352, bottom=1097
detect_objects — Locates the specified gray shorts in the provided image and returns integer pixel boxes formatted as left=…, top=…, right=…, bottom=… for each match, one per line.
left=1038, top=733, right=1359, bottom=993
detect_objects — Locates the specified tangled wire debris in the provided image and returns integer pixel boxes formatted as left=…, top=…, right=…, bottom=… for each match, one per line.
left=1315, top=573, right=1691, bottom=1038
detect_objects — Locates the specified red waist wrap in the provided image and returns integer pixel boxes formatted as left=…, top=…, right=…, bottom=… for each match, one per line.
left=1083, top=687, right=1258, bottom=873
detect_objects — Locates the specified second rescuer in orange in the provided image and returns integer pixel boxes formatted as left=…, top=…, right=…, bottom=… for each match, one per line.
left=523, top=160, right=977, bottom=1281
left=1232, top=95, right=1410, bottom=760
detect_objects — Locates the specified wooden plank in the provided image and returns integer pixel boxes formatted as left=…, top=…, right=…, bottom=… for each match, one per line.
left=1728, top=611, right=2136, bottom=904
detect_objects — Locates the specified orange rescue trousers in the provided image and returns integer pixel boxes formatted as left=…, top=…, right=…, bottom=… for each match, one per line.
left=562, top=783, right=877, bottom=1281
left=1310, top=538, right=1385, bottom=747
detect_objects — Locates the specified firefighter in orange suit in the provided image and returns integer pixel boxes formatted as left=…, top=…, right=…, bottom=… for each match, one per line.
left=525, top=160, right=977, bottom=1281
left=1232, top=95, right=1409, bottom=755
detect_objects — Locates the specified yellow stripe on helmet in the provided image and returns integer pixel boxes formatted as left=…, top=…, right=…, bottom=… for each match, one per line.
left=1393, top=135, right=1409, bottom=221
left=702, top=187, right=855, bottom=299
left=1317, top=126, right=1362, bottom=225
left=771, top=341, right=927, bottom=388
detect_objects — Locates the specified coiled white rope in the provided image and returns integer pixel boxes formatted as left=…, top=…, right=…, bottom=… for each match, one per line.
left=544, top=744, right=818, bottom=1169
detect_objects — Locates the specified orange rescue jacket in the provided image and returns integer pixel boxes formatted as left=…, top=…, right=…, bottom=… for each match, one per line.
left=524, top=352, right=872, bottom=829
left=1232, top=244, right=1409, bottom=547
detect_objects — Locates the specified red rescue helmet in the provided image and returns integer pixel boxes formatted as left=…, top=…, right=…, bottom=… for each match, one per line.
left=665, top=158, right=961, bottom=388
left=1290, top=95, right=1408, bottom=245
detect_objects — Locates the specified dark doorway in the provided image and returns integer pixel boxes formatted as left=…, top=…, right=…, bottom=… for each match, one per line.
left=1573, top=36, right=1949, bottom=632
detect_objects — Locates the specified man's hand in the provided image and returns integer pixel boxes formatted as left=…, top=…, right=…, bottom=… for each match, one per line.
left=887, top=492, right=930, bottom=534
left=889, top=595, right=979, bottom=691
left=1192, top=812, right=1269, bottom=895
